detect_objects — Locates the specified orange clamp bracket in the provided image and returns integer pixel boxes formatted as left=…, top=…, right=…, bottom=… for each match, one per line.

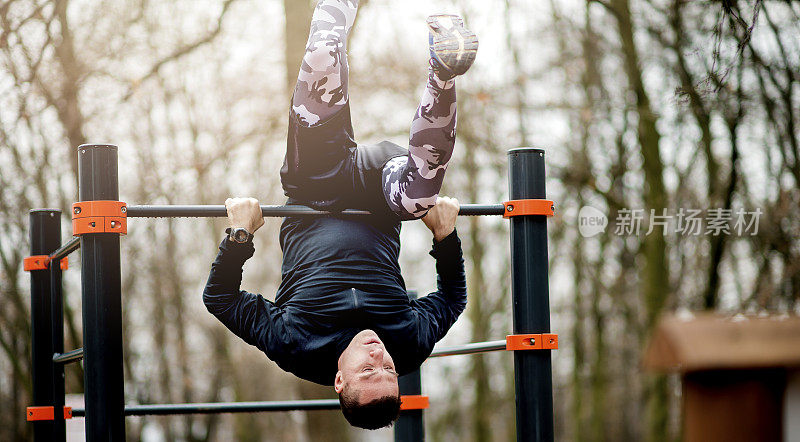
left=541, top=333, right=559, bottom=349
left=26, top=406, right=73, bottom=421
left=506, top=333, right=559, bottom=351
left=23, top=255, right=49, bottom=271
left=503, top=199, right=555, bottom=218
left=23, top=256, right=69, bottom=272
left=400, top=395, right=429, bottom=410
left=72, top=201, right=127, bottom=236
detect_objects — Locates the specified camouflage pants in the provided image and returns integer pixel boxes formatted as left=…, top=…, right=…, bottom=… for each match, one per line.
left=290, top=0, right=458, bottom=220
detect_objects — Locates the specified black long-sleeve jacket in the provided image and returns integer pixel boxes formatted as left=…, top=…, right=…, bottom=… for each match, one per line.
left=203, top=224, right=467, bottom=386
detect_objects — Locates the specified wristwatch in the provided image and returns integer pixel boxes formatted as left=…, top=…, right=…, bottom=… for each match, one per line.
left=226, top=227, right=254, bottom=244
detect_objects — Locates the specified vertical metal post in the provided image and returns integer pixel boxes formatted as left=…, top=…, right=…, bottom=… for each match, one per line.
left=78, top=144, right=125, bottom=440
left=30, top=209, right=64, bottom=442
left=508, top=148, right=554, bottom=442
left=395, top=292, right=424, bottom=442
left=395, top=368, right=424, bottom=442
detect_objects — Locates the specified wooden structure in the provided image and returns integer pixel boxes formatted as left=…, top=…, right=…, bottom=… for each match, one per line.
left=644, top=313, right=800, bottom=442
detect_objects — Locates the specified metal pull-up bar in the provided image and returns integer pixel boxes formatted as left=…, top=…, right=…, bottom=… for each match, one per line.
left=125, top=203, right=507, bottom=218
left=67, top=396, right=433, bottom=417
left=27, top=144, right=556, bottom=442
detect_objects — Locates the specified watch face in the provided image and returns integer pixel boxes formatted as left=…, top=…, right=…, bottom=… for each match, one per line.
left=234, top=229, right=249, bottom=242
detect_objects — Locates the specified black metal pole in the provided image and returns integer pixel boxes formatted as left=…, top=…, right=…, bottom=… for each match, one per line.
left=53, top=348, right=84, bottom=365
left=395, top=291, right=424, bottom=442
left=69, top=395, right=442, bottom=418
left=71, top=399, right=342, bottom=417
left=395, top=368, right=424, bottom=441
left=125, top=203, right=505, bottom=218
left=78, top=144, right=125, bottom=441
left=508, top=148, right=554, bottom=442
left=49, top=237, right=80, bottom=261
left=29, top=209, right=65, bottom=441
left=428, top=340, right=507, bottom=358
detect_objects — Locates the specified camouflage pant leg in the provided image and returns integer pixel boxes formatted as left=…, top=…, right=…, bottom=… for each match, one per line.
left=382, top=68, right=457, bottom=220
left=291, top=0, right=358, bottom=127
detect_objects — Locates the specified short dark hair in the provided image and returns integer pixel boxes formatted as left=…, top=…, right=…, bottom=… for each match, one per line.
left=339, top=388, right=401, bottom=430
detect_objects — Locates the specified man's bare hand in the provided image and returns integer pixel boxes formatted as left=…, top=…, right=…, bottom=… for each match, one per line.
left=422, top=196, right=460, bottom=242
left=225, top=198, right=265, bottom=234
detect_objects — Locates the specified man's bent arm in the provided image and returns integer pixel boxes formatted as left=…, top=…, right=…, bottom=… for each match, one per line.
left=203, top=237, right=281, bottom=352
left=412, top=229, right=467, bottom=342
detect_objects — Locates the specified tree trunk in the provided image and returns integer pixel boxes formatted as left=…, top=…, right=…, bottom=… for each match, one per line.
left=606, top=0, right=670, bottom=440
left=52, top=0, right=87, bottom=181
left=464, top=146, right=491, bottom=442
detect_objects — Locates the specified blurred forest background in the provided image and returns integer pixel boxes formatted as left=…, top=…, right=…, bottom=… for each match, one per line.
left=1, top=0, right=798, bottom=440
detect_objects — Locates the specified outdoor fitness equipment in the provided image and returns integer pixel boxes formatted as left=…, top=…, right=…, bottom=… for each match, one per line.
left=25, top=144, right=556, bottom=442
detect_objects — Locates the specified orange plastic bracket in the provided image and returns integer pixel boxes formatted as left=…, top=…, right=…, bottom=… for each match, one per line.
left=72, top=201, right=127, bottom=236
left=503, top=199, right=555, bottom=218
left=506, top=333, right=559, bottom=351
left=26, top=406, right=73, bottom=421
left=23, top=255, right=49, bottom=271
left=542, top=333, right=559, bottom=349
left=399, top=395, right=429, bottom=410
left=23, top=256, right=68, bottom=272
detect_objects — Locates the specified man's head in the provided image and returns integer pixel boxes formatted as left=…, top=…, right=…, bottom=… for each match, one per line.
left=335, top=329, right=401, bottom=429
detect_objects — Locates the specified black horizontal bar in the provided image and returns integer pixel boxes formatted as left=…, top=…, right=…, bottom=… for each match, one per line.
left=428, top=340, right=507, bottom=358
left=53, top=348, right=84, bottom=364
left=458, top=204, right=506, bottom=216
left=71, top=399, right=342, bottom=417
left=49, top=237, right=80, bottom=261
left=125, top=204, right=506, bottom=218
left=65, top=339, right=510, bottom=419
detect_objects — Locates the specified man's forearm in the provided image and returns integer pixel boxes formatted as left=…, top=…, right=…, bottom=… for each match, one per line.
left=203, top=237, right=279, bottom=350
left=431, top=229, right=467, bottom=301
left=203, top=237, right=254, bottom=316
left=412, top=229, right=467, bottom=343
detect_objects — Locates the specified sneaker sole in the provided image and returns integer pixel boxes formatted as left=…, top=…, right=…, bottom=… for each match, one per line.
left=427, top=14, right=479, bottom=77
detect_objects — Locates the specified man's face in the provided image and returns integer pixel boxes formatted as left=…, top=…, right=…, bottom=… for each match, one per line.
left=335, top=329, right=399, bottom=403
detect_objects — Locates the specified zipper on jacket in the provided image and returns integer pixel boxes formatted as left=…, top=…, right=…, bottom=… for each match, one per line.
left=351, top=288, right=359, bottom=310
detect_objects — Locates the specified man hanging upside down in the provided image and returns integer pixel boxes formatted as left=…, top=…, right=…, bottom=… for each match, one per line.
left=203, top=0, right=478, bottom=430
